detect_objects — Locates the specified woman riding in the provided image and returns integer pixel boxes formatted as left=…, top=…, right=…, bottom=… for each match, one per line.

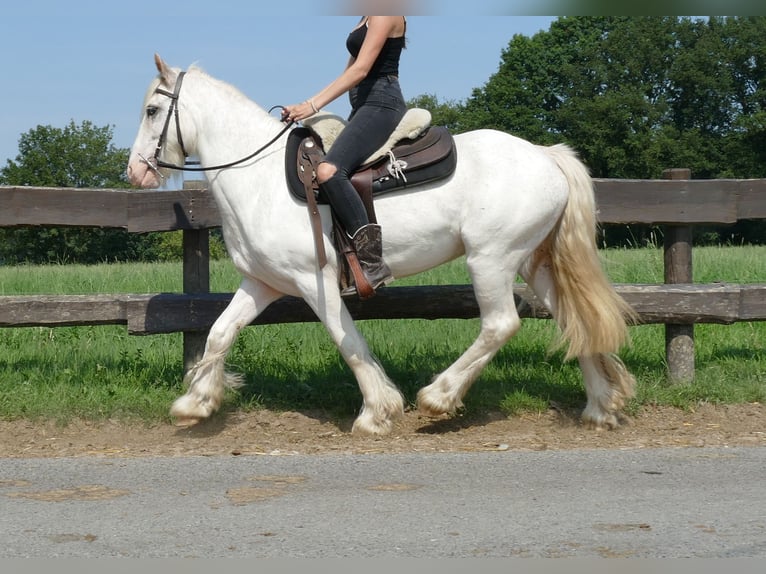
left=282, top=15, right=407, bottom=295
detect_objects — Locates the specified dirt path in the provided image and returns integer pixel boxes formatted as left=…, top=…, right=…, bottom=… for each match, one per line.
left=0, top=403, right=763, bottom=458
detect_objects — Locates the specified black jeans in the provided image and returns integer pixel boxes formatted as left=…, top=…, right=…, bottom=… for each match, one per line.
left=321, top=75, right=406, bottom=235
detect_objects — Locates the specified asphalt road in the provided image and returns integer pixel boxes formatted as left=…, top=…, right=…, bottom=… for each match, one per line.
left=1, top=447, right=764, bottom=558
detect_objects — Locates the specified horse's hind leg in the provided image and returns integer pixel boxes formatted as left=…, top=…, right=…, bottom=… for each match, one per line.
left=170, top=278, right=282, bottom=427
left=417, top=254, right=523, bottom=416
left=519, top=253, right=635, bottom=430
left=577, top=353, right=635, bottom=429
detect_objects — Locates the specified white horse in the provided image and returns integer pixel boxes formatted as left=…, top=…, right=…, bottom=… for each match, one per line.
left=127, top=54, right=637, bottom=435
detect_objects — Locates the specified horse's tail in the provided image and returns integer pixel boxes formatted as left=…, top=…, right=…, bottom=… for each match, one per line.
left=539, top=144, right=637, bottom=360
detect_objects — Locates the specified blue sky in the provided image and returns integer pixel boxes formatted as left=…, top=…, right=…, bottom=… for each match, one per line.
left=0, top=1, right=556, bottom=168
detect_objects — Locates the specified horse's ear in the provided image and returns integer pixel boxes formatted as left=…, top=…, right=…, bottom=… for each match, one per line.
left=153, top=53, right=177, bottom=84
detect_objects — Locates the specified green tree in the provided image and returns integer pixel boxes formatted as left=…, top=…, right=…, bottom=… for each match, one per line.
left=407, top=94, right=463, bottom=132
left=456, top=16, right=766, bottom=244
left=1, top=121, right=130, bottom=188
left=453, top=29, right=559, bottom=143
left=719, top=16, right=766, bottom=179
left=460, top=17, right=681, bottom=178
left=0, top=121, right=161, bottom=263
left=460, top=16, right=766, bottom=179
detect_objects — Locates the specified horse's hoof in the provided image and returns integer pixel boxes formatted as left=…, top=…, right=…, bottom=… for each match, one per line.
left=416, top=388, right=460, bottom=417
left=170, top=393, right=216, bottom=426
left=351, top=412, right=394, bottom=436
left=173, top=416, right=202, bottom=428
left=582, top=413, right=618, bottom=431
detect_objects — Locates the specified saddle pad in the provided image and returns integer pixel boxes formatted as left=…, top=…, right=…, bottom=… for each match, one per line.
left=304, top=108, right=432, bottom=165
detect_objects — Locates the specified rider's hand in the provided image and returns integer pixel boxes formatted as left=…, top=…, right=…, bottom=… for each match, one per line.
left=282, top=100, right=318, bottom=123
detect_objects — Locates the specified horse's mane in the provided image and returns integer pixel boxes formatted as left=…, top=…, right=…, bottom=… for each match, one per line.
left=187, top=63, right=261, bottom=110
left=142, top=62, right=262, bottom=113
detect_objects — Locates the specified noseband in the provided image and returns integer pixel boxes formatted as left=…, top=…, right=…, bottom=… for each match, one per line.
left=139, top=70, right=294, bottom=176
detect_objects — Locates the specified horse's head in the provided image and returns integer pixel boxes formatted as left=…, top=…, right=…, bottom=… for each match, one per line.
left=127, top=54, right=195, bottom=188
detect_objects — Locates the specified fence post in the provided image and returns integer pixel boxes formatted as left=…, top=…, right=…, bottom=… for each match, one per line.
left=662, top=168, right=694, bottom=383
left=182, top=180, right=211, bottom=374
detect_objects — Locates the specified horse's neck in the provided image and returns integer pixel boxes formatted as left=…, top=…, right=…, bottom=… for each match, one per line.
left=188, top=74, right=284, bottom=168
left=195, top=110, right=283, bottom=166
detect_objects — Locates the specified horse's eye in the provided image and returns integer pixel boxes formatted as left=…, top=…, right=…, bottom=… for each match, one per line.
left=146, top=106, right=159, bottom=118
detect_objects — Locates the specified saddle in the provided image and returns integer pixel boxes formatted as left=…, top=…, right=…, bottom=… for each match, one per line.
left=285, top=110, right=457, bottom=295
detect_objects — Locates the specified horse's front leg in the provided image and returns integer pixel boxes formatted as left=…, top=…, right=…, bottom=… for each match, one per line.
left=170, top=277, right=283, bottom=427
left=301, top=279, right=404, bottom=435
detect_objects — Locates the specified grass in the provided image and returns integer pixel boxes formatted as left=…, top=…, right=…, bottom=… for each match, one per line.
left=0, top=246, right=764, bottom=424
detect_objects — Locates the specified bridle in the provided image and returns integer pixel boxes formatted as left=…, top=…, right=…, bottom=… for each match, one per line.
left=137, top=70, right=294, bottom=179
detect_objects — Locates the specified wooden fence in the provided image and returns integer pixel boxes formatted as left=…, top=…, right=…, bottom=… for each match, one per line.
left=2, top=171, right=765, bottom=382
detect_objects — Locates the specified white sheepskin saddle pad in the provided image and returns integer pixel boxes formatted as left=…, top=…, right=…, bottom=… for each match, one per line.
left=302, top=108, right=432, bottom=165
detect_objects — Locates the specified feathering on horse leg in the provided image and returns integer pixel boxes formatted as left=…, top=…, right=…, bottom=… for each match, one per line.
left=170, top=280, right=281, bottom=427
left=579, top=354, right=636, bottom=430
left=171, top=355, right=234, bottom=427
left=350, top=358, right=406, bottom=436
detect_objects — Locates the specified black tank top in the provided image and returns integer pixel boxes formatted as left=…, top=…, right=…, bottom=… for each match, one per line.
left=346, top=19, right=406, bottom=77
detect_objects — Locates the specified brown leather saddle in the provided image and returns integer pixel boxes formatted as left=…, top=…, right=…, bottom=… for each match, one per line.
left=285, top=124, right=457, bottom=294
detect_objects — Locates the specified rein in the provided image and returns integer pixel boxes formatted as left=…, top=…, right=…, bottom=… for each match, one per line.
left=139, top=70, right=294, bottom=176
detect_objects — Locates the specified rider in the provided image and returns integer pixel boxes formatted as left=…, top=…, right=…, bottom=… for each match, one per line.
left=282, top=15, right=407, bottom=295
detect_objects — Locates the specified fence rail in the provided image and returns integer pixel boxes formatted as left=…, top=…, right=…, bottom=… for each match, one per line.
left=1, top=283, right=765, bottom=332
left=3, top=177, right=766, bottom=229
left=2, top=173, right=765, bottom=382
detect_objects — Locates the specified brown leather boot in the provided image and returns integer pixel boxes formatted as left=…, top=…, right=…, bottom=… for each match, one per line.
left=341, top=224, right=394, bottom=298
